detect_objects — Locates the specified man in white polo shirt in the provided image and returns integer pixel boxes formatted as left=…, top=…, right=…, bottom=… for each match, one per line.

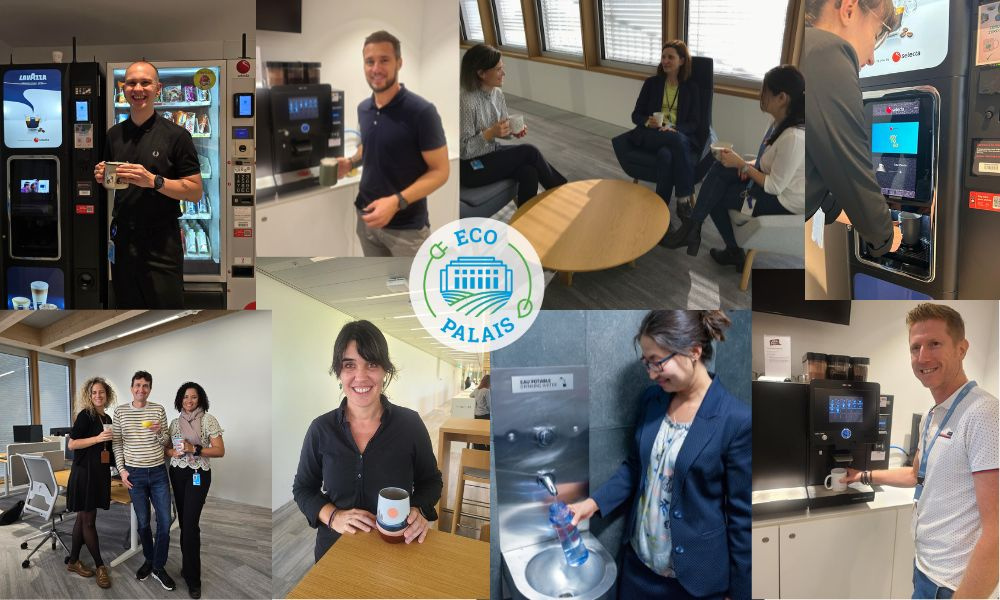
left=847, top=303, right=998, bottom=598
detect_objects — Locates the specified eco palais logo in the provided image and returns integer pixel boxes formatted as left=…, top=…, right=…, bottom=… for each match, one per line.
left=410, top=218, right=544, bottom=352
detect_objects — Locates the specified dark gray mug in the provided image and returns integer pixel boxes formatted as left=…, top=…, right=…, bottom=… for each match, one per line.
left=899, top=212, right=921, bottom=247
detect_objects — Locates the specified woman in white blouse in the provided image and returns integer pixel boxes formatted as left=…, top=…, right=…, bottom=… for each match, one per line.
left=459, top=43, right=566, bottom=206
left=662, top=65, right=805, bottom=265
left=165, top=382, right=224, bottom=600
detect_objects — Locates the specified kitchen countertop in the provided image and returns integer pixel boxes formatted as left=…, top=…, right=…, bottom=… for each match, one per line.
left=753, top=484, right=915, bottom=527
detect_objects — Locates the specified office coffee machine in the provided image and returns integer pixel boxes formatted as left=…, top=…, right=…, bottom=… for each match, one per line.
left=753, top=380, right=886, bottom=515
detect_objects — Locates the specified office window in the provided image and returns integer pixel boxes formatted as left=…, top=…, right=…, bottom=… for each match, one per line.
left=493, top=0, right=528, bottom=48
left=600, top=0, right=662, bottom=66
left=461, top=0, right=485, bottom=42
left=538, top=0, right=583, bottom=56
left=39, top=359, right=71, bottom=438
left=686, top=0, right=788, bottom=83
left=0, top=350, right=31, bottom=478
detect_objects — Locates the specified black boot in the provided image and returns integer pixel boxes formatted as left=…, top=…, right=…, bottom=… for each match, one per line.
left=710, top=246, right=747, bottom=267
left=675, top=196, right=694, bottom=221
left=660, top=218, right=692, bottom=248
left=684, top=221, right=702, bottom=256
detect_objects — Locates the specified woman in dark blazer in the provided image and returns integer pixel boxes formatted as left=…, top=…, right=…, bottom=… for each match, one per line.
left=615, top=40, right=705, bottom=238
left=570, top=310, right=751, bottom=600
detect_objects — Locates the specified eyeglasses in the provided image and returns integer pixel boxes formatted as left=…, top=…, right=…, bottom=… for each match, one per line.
left=874, top=19, right=893, bottom=49
left=640, top=351, right=678, bottom=373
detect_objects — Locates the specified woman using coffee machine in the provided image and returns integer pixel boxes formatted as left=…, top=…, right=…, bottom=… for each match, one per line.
left=611, top=40, right=707, bottom=242
left=569, top=311, right=751, bottom=599
left=165, top=382, right=224, bottom=600
left=661, top=65, right=805, bottom=265
left=293, top=320, right=443, bottom=561
left=459, top=43, right=567, bottom=208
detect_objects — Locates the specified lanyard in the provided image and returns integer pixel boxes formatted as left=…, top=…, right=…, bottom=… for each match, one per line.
left=914, top=380, right=976, bottom=501
left=743, top=126, right=774, bottom=209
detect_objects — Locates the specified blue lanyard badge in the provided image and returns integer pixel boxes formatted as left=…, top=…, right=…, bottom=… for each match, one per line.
left=914, top=380, right=976, bottom=501
left=193, top=472, right=201, bottom=486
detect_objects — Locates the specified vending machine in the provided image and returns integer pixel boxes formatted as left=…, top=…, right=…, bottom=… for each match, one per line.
left=1, top=61, right=106, bottom=309
left=850, top=0, right=998, bottom=299
left=107, top=59, right=255, bottom=309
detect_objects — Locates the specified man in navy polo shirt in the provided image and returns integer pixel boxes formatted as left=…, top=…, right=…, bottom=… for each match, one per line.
left=337, top=30, right=449, bottom=256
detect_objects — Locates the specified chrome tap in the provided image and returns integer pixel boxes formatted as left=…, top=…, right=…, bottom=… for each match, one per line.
left=537, top=471, right=557, bottom=496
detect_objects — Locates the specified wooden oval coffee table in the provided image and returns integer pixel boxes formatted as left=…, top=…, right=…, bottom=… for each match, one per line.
left=509, top=179, right=670, bottom=285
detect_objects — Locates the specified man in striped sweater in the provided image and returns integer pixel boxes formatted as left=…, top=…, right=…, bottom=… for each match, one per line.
left=112, top=370, right=177, bottom=591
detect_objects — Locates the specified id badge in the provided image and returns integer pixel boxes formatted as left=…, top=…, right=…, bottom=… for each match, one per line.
left=108, top=240, right=115, bottom=265
left=913, top=482, right=923, bottom=501
left=100, top=450, right=110, bottom=464
left=193, top=472, right=201, bottom=486
left=470, top=159, right=485, bottom=171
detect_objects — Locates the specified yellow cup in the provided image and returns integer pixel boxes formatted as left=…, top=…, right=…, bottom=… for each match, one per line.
left=141, top=420, right=153, bottom=428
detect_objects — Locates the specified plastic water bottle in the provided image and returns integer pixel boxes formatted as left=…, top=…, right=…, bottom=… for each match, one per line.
left=548, top=502, right=589, bottom=567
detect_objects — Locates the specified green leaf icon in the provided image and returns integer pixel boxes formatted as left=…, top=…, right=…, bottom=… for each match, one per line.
left=517, top=298, right=533, bottom=319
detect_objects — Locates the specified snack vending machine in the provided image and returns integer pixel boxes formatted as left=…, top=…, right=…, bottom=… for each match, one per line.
left=107, top=59, right=255, bottom=309
left=1, top=61, right=106, bottom=308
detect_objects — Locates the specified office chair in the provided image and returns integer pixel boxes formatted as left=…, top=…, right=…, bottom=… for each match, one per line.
left=18, top=453, right=71, bottom=568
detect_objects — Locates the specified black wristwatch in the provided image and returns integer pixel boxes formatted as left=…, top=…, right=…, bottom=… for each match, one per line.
left=153, top=175, right=164, bottom=190
left=395, top=192, right=408, bottom=211
left=194, top=444, right=203, bottom=456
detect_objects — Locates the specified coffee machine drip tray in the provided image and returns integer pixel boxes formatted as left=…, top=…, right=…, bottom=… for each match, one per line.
left=752, top=487, right=809, bottom=516
left=806, top=483, right=875, bottom=509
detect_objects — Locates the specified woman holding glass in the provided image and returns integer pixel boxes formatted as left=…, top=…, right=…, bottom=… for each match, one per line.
left=570, top=311, right=751, bottom=599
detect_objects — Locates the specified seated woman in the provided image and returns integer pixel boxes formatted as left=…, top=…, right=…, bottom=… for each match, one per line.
left=663, top=64, right=804, bottom=264
left=613, top=40, right=705, bottom=236
left=292, top=320, right=443, bottom=562
left=459, top=43, right=567, bottom=207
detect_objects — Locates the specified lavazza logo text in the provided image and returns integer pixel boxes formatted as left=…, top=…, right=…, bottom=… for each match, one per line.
left=18, top=73, right=46, bottom=81
left=409, top=218, right=544, bottom=353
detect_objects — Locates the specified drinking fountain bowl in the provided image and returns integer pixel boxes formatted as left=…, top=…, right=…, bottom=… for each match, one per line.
left=502, top=531, right=617, bottom=600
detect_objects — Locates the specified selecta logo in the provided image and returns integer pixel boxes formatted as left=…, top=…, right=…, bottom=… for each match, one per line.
left=409, top=218, right=544, bottom=352
left=891, top=50, right=921, bottom=63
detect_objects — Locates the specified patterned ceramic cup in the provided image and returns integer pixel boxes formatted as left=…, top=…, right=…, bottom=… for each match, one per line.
left=376, top=487, right=410, bottom=543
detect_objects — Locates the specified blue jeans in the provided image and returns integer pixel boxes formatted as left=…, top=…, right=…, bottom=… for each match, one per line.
left=127, top=465, right=172, bottom=568
left=912, top=563, right=954, bottom=599
left=631, top=127, right=696, bottom=202
left=691, top=161, right=790, bottom=249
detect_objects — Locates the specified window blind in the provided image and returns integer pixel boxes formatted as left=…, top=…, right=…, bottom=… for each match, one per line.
left=494, top=0, right=528, bottom=48
left=686, top=0, right=788, bottom=83
left=461, top=0, right=485, bottom=42
left=39, top=359, right=71, bottom=438
left=0, top=351, right=31, bottom=478
left=600, top=0, right=662, bottom=66
left=538, top=0, right=583, bottom=56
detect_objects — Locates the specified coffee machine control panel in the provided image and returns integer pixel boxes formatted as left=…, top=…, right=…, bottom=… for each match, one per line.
left=809, top=380, right=880, bottom=444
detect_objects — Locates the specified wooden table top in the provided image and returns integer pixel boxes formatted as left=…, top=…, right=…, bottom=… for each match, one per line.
left=286, top=528, right=490, bottom=599
left=439, top=417, right=490, bottom=438
left=510, top=179, right=670, bottom=272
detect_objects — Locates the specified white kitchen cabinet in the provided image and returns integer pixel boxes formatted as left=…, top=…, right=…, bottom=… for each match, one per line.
left=778, top=510, right=896, bottom=599
left=891, top=504, right=915, bottom=599
left=752, top=525, right=780, bottom=599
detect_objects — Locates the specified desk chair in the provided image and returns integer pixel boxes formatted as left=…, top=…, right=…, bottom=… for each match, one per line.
left=611, top=56, right=715, bottom=214
left=19, top=454, right=71, bottom=568
left=451, top=449, right=491, bottom=535
left=460, top=179, right=518, bottom=219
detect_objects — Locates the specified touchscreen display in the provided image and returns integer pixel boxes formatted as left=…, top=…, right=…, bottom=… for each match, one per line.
left=9, top=158, right=59, bottom=259
left=870, top=99, right=924, bottom=200
left=75, top=100, right=89, bottom=122
left=234, top=93, right=254, bottom=118
left=829, top=396, right=864, bottom=423
left=288, top=96, right=318, bottom=120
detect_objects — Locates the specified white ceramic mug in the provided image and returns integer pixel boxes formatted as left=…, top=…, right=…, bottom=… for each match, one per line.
left=652, top=112, right=665, bottom=127
left=824, top=467, right=848, bottom=492
left=711, top=142, right=734, bottom=159
left=376, top=487, right=410, bottom=543
left=508, top=114, right=525, bottom=136
left=103, top=161, right=130, bottom=190
left=29, top=281, right=48, bottom=309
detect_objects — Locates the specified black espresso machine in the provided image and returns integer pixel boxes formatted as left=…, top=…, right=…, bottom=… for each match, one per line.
left=753, top=380, right=892, bottom=515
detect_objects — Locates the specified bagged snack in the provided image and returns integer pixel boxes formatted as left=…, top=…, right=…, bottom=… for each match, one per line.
left=183, top=85, right=197, bottom=102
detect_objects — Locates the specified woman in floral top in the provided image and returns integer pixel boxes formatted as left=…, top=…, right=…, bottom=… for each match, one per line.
left=165, top=382, right=224, bottom=600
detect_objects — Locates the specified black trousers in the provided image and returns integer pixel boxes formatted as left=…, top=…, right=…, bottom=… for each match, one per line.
left=111, top=221, right=184, bottom=308
left=460, top=144, right=567, bottom=206
left=169, top=466, right=211, bottom=588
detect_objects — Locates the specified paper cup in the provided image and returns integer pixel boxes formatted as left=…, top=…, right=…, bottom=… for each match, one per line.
left=319, top=158, right=338, bottom=187
left=376, top=487, right=410, bottom=543
left=711, top=142, right=734, bottom=159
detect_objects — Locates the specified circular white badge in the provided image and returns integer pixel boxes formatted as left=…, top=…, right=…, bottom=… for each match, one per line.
left=409, top=218, right=545, bottom=353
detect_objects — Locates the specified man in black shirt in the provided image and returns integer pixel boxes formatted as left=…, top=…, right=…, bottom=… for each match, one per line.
left=95, top=61, right=203, bottom=308
left=336, top=31, right=449, bottom=257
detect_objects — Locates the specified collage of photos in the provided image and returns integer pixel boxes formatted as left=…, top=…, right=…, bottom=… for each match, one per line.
left=0, top=0, right=996, bottom=600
